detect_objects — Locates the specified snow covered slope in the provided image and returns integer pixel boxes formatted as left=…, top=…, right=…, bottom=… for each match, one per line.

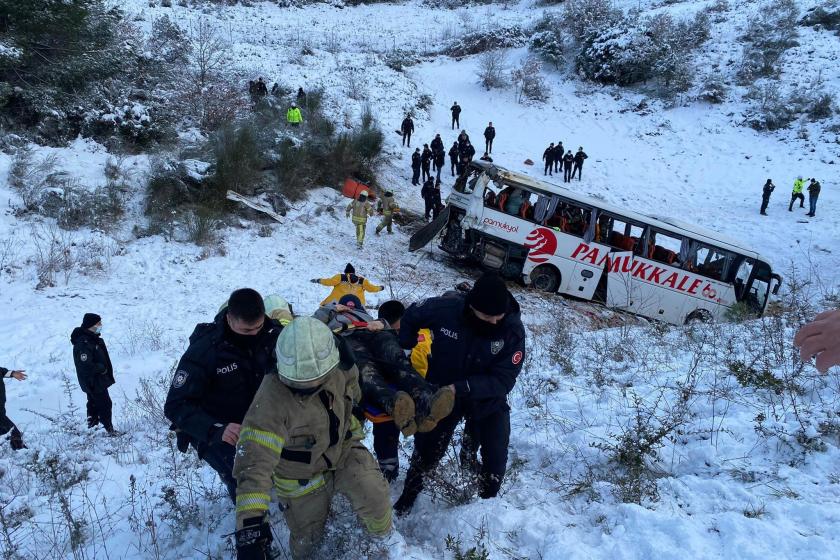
left=0, top=0, right=839, bottom=558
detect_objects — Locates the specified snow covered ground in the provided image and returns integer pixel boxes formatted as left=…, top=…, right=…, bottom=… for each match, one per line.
left=1, top=0, right=839, bottom=558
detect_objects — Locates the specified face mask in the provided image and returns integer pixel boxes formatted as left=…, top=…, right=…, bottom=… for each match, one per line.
left=466, top=309, right=502, bottom=337
left=94, top=326, right=102, bottom=335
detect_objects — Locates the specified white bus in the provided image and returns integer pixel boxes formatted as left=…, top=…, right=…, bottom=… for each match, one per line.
left=410, top=161, right=783, bottom=325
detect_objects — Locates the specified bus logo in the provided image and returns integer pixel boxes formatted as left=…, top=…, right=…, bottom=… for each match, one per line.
left=525, top=227, right=558, bottom=263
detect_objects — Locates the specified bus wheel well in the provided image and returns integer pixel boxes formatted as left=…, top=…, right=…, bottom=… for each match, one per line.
left=529, top=264, right=561, bottom=293
left=685, top=309, right=713, bottom=325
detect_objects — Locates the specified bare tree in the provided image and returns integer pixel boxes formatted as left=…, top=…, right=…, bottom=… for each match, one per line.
left=189, top=18, right=229, bottom=89
left=477, top=50, right=508, bottom=90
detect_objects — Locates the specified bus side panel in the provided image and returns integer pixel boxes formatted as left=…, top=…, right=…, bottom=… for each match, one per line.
left=606, top=251, right=634, bottom=309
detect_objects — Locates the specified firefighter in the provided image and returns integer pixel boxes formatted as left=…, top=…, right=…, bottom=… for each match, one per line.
left=789, top=176, right=806, bottom=211
left=345, top=190, right=374, bottom=248
left=71, top=313, right=117, bottom=435
left=264, top=294, right=294, bottom=326
left=375, top=190, right=401, bottom=235
left=311, top=263, right=384, bottom=307
left=0, top=366, right=26, bottom=450
left=164, top=289, right=284, bottom=502
left=393, top=272, right=526, bottom=515
left=760, top=179, right=775, bottom=215
left=232, top=317, right=399, bottom=560
left=287, top=103, right=302, bottom=125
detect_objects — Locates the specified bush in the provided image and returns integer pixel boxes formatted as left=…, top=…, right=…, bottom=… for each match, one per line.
left=802, top=3, right=840, bottom=35
left=511, top=57, right=549, bottom=102
left=476, top=51, right=508, bottom=90
left=446, top=26, right=528, bottom=58
left=383, top=49, right=422, bottom=72
left=564, top=0, right=623, bottom=44
left=737, top=0, right=799, bottom=83
left=744, top=83, right=835, bottom=130
left=529, top=13, right=565, bottom=70
left=698, top=75, right=730, bottom=104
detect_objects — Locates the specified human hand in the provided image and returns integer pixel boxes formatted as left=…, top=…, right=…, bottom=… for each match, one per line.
left=335, top=304, right=350, bottom=312
left=367, top=320, right=385, bottom=332
left=10, top=371, right=26, bottom=381
left=794, top=310, right=840, bottom=373
left=222, top=423, right=241, bottom=446
left=310, top=278, right=320, bottom=284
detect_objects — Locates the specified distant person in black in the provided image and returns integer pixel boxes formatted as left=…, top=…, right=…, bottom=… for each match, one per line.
left=71, top=313, right=116, bottom=434
left=457, top=130, right=470, bottom=150
left=484, top=122, right=495, bottom=154
left=760, top=179, right=775, bottom=215
left=543, top=143, right=555, bottom=176
left=432, top=179, right=443, bottom=220
left=434, top=148, right=445, bottom=181
left=553, top=142, right=564, bottom=172
left=0, top=366, right=26, bottom=450
left=573, top=147, right=588, bottom=180
left=411, top=147, right=422, bottom=185
left=401, top=115, right=415, bottom=147
left=421, top=144, right=433, bottom=182
left=450, top=102, right=461, bottom=129
left=297, top=87, right=306, bottom=104
left=563, top=150, right=574, bottom=182
left=430, top=133, right=444, bottom=155
left=256, top=77, right=268, bottom=98
left=459, top=140, right=476, bottom=163
left=448, top=142, right=459, bottom=176
left=164, top=288, right=283, bottom=502
left=421, top=178, right=436, bottom=220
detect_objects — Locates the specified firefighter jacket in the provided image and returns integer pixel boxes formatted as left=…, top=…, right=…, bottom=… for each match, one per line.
left=232, top=366, right=365, bottom=525
left=346, top=199, right=373, bottom=224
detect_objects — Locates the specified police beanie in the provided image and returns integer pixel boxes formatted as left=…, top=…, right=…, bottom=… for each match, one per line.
left=81, top=313, right=102, bottom=329
left=344, top=263, right=355, bottom=274
left=466, top=273, right=509, bottom=316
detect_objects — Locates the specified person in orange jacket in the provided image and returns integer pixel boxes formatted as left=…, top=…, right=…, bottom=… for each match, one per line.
left=311, top=263, right=384, bottom=307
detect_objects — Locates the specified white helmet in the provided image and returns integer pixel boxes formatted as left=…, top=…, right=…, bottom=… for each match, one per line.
left=264, top=294, right=293, bottom=326
left=275, top=317, right=339, bottom=390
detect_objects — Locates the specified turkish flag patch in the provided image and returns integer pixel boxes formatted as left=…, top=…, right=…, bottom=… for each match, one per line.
left=512, top=351, right=523, bottom=365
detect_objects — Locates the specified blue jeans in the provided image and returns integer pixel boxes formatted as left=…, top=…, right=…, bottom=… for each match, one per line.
left=809, top=194, right=819, bottom=215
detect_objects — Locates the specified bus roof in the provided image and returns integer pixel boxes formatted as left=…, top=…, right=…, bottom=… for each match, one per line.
left=473, top=161, right=768, bottom=261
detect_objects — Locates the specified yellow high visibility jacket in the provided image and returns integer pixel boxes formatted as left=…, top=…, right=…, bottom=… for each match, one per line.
left=287, top=107, right=302, bottom=124
left=410, top=329, right=432, bottom=378
left=793, top=178, right=805, bottom=194
left=317, top=273, right=383, bottom=306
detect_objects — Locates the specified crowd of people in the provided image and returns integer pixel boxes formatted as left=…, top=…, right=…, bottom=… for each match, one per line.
left=760, top=176, right=822, bottom=217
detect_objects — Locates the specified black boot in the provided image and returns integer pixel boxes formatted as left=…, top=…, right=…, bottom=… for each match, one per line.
left=9, top=427, right=26, bottom=451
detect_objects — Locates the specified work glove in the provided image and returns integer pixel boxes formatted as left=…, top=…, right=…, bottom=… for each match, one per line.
left=235, top=518, right=272, bottom=560
left=310, top=278, right=320, bottom=284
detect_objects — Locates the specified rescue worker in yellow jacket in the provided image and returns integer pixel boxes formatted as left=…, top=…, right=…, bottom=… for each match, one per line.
left=232, top=317, right=400, bottom=560
left=286, top=103, right=302, bottom=125
left=346, top=190, right=374, bottom=248
left=375, top=191, right=400, bottom=235
left=789, top=176, right=806, bottom=211
left=311, top=263, right=384, bottom=307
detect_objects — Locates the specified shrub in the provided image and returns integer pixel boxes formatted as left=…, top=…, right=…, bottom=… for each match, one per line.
left=564, top=0, right=623, bottom=44
left=209, top=121, right=266, bottom=198
left=183, top=208, right=220, bottom=246
left=446, top=26, right=528, bottom=58
left=383, top=49, right=422, bottom=72
left=743, top=83, right=797, bottom=131
left=698, top=75, right=730, bottom=104
left=801, top=3, right=840, bottom=35
left=511, top=57, right=549, bottom=102
left=737, top=0, right=799, bottom=83
left=476, top=51, right=508, bottom=90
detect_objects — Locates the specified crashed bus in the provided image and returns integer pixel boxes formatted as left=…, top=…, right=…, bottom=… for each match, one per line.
left=410, top=161, right=782, bottom=325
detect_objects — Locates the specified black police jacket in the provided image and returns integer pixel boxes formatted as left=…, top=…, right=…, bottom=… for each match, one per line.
left=398, top=293, right=525, bottom=419
left=71, top=327, right=115, bottom=394
left=164, top=313, right=282, bottom=447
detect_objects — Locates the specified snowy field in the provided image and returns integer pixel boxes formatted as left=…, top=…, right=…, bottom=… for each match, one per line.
left=1, top=0, right=839, bottom=558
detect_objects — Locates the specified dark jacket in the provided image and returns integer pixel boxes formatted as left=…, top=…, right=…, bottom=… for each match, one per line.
left=459, top=143, right=476, bottom=160
left=71, top=328, right=115, bottom=394
left=431, top=137, right=444, bottom=154
left=398, top=293, right=525, bottom=419
left=574, top=151, right=588, bottom=166
left=808, top=181, right=821, bottom=196
left=421, top=180, right=435, bottom=201
left=484, top=126, right=495, bottom=140
left=762, top=182, right=775, bottom=197
left=543, top=147, right=555, bottom=162
left=457, top=133, right=470, bottom=149
left=164, top=313, right=283, bottom=447
left=421, top=148, right=433, bottom=167
left=451, top=104, right=461, bottom=116
left=449, top=145, right=459, bottom=162
left=0, top=368, right=8, bottom=411
left=434, top=150, right=445, bottom=167
left=552, top=144, right=564, bottom=161
left=411, top=151, right=422, bottom=169
left=563, top=153, right=574, bottom=168
left=401, top=117, right=414, bottom=134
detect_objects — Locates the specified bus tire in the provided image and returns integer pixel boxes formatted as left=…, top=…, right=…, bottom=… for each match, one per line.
left=529, top=265, right=561, bottom=293
left=685, top=309, right=712, bottom=325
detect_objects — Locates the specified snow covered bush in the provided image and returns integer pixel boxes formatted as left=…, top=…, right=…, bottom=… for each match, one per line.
left=529, top=13, right=565, bottom=70
left=446, top=26, right=528, bottom=58
left=736, top=0, right=800, bottom=84
left=801, top=2, right=840, bottom=35
left=564, top=0, right=623, bottom=44
left=511, top=57, right=549, bottom=102
left=476, top=51, right=508, bottom=90
left=743, top=83, right=835, bottom=130
left=698, top=75, right=730, bottom=104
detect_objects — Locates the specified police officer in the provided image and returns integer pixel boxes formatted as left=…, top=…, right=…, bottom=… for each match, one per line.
left=0, top=366, right=26, bottom=450
left=164, top=288, right=283, bottom=502
left=71, top=313, right=117, bottom=434
left=760, top=179, right=775, bottom=215
left=393, top=272, right=526, bottom=515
